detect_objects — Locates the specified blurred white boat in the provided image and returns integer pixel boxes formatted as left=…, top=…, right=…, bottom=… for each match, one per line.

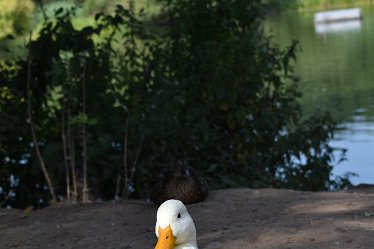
left=315, top=19, right=362, bottom=34
left=314, top=8, right=362, bottom=23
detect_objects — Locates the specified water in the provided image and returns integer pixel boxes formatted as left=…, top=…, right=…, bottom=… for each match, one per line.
left=265, top=6, right=374, bottom=185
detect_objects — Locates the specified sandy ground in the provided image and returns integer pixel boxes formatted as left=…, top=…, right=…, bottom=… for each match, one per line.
left=1, top=188, right=374, bottom=249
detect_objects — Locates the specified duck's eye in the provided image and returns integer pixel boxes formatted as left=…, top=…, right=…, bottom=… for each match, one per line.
left=177, top=213, right=181, bottom=219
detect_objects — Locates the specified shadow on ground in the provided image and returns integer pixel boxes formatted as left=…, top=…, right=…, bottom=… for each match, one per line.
left=1, top=188, right=374, bottom=249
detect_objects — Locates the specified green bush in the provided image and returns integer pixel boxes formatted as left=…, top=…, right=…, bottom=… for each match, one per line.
left=0, top=0, right=350, bottom=208
left=140, top=0, right=347, bottom=191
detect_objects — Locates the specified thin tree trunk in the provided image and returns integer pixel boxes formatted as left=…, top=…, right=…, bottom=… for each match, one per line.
left=114, top=174, right=122, bottom=200
left=123, top=138, right=143, bottom=199
left=61, top=92, right=71, bottom=201
left=62, top=55, right=72, bottom=201
left=67, top=84, right=78, bottom=202
left=81, top=62, right=89, bottom=203
left=70, top=132, right=78, bottom=201
left=129, top=140, right=143, bottom=184
left=122, top=111, right=129, bottom=198
left=26, top=35, right=57, bottom=204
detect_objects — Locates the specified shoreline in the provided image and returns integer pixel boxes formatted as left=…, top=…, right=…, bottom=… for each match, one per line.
left=265, top=0, right=374, bottom=14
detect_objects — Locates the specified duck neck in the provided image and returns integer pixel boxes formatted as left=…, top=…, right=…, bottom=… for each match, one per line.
left=175, top=241, right=198, bottom=249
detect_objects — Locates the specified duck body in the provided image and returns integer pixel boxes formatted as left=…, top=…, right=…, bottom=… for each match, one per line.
left=151, top=161, right=208, bottom=205
left=154, top=199, right=198, bottom=249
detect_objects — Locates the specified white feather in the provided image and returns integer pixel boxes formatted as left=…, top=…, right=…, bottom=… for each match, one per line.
left=155, top=199, right=198, bottom=249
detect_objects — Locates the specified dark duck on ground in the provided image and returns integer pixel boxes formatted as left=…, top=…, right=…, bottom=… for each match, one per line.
left=151, top=160, right=209, bottom=205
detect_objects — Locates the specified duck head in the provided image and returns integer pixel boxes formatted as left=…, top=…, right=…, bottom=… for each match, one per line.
left=154, top=199, right=197, bottom=249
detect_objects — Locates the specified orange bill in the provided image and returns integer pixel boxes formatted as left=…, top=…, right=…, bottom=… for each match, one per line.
left=154, top=225, right=176, bottom=249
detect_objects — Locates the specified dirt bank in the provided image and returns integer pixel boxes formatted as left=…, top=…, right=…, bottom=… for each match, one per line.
left=1, top=188, right=374, bottom=249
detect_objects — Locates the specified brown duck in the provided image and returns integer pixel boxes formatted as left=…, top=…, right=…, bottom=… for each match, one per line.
left=151, top=160, right=209, bottom=205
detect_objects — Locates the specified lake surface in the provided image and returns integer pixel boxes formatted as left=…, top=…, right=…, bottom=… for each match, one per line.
left=265, top=6, right=374, bottom=185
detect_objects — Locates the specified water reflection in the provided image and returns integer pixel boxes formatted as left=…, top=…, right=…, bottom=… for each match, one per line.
left=332, top=117, right=374, bottom=184
left=265, top=6, right=374, bottom=184
left=314, top=20, right=362, bottom=34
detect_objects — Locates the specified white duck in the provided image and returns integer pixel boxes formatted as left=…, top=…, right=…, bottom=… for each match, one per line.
left=154, top=199, right=198, bottom=249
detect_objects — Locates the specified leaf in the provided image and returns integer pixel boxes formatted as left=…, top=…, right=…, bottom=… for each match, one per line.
left=6, top=35, right=15, bottom=40
left=55, top=7, right=64, bottom=16
left=95, top=13, right=103, bottom=21
left=71, top=114, right=88, bottom=125
left=87, top=118, right=98, bottom=126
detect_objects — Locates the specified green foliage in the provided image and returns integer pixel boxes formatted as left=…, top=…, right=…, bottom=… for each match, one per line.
left=0, top=0, right=350, bottom=208
left=0, top=0, right=35, bottom=38
left=144, top=0, right=347, bottom=191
